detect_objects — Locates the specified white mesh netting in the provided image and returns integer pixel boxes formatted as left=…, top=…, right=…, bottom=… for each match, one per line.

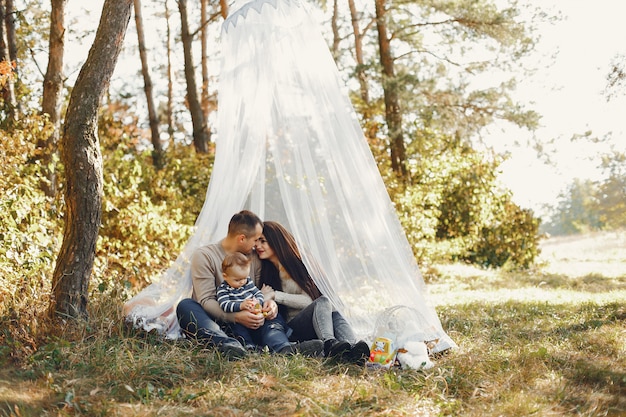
left=124, top=0, right=456, bottom=353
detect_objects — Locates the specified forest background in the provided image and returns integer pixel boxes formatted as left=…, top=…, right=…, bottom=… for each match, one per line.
left=0, top=0, right=624, bottom=415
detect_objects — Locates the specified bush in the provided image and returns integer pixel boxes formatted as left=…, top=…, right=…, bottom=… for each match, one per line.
left=395, top=183, right=442, bottom=264
left=0, top=113, right=61, bottom=318
left=466, top=199, right=541, bottom=268
left=96, top=102, right=213, bottom=292
left=390, top=142, right=541, bottom=268
left=0, top=107, right=212, bottom=362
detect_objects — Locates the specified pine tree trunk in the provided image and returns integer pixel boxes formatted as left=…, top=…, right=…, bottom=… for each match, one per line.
left=178, top=0, right=209, bottom=153
left=348, top=0, right=369, bottom=106
left=0, top=0, right=17, bottom=122
left=330, top=0, right=340, bottom=58
left=219, top=0, right=228, bottom=18
left=4, top=0, right=19, bottom=69
left=4, top=0, right=18, bottom=117
left=134, top=0, right=164, bottom=169
left=4, top=0, right=15, bottom=65
left=164, top=0, right=174, bottom=144
left=40, top=0, right=66, bottom=197
left=348, top=0, right=379, bottom=143
left=49, top=0, right=133, bottom=320
left=200, top=0, right=210, bottom=122
left=374, top=0, right=408, bottom=181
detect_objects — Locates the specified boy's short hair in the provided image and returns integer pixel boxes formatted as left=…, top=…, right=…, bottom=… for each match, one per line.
left=222, top=252, right=251, bottom=273
left=227, top=210, right=262, bottom=238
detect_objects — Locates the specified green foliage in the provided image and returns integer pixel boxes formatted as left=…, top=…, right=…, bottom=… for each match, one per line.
left=434, top=151, right=498, bottom=242
left=0, top=112, right=61, bottom=316
left=96, top=102, right=213, bottom=291
left=0, top=104, right=217, bottom=369
left=468, top=200, right=540, bottom=268
left=395, top=182, right=442, bottom=263
left=0, top=101, right=214, bottom=322
left=373, top=0, right=540, bottom=140
left=543, top=168, right=626, bottom=237
left=98, top=152, right=194, bottom=293
left=392, top=133, right=541, bottom=268
left=595, top=149, right=626, bottom=229
left=542, top=145, right=626, bottom=236
left=542, top=179, right=602, bottom=235
left=605, top=53, right=626, bottom=101
left=148, top=143, right=214, bottom=225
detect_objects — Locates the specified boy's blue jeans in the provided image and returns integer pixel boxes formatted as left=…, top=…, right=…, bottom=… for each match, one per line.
left=176, top=298, right=291, bottom=352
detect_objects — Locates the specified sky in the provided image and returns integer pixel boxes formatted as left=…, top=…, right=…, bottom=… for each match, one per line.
left=66, top=1, right=626, bottom=217
left=491, top=0, right=626, bottom=215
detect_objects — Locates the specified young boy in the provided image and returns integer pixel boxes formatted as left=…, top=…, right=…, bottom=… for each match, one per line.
left=216, top=252, right=267, bottom=350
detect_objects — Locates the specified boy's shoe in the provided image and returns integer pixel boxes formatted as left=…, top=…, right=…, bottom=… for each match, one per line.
left=218, top=342, right=247, bottom=360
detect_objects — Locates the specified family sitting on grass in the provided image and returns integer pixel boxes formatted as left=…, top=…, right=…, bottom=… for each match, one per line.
left=176, top=210, right=371, bottom=363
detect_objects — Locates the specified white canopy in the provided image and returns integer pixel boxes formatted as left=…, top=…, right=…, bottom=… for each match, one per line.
left=124, top=0, right=456, bottom=353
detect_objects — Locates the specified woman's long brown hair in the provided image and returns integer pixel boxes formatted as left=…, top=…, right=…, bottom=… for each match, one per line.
left=259, top=221, right=322, bottom=301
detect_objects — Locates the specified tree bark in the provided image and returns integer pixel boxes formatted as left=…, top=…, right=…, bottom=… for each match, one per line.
left=330, top=0, right=340, bottom=58
left=219, top=0, right=228, bottom=19
left=134, top=0, right=164, bottom=169
left=200, top=0, right=210, bottom=121
left=374, top=0, right=408, bottom=181
left=164, top=0, right=174, bottom=144
left=40, top=0, right=67, bottom=197
left=49, top=0, right=133, bottom=320
left=4, top=0, right=19, bottom=117
left=348, top=0, right=369, bottom=107
left=348, top=0, right=380, bottom=143
left=178, top=0, right=209, bottom=153
left=0, top=0, right=17, bottom=122
left=4, top=0, right=15, bottom=66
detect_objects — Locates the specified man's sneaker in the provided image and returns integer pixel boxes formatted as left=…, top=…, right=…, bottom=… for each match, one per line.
left=294, top=339, right=324, bottom=357
left=324, top=339, right=352, bottom=359
left=345, top=340, right=370, bottom=365
left=218, top=342, right=247, bottom=360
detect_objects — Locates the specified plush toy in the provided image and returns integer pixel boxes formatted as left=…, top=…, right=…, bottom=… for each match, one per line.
left=396, top=341, right=434, bottom=370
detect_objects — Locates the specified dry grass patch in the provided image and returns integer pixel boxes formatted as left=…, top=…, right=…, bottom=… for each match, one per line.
left=2, top=230, right=626, bottom=416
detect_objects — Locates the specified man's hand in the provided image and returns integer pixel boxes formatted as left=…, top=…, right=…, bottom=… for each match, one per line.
left=262, top=299, right=278, bottom=320
left=234, top=310, right=265, bottom=329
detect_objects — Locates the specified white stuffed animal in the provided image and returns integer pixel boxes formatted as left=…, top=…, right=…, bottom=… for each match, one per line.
left=396, top=341, right=434, bottom=370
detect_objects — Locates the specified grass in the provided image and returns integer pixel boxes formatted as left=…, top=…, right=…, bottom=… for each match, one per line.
left=1, top=230, right=625, bottom=416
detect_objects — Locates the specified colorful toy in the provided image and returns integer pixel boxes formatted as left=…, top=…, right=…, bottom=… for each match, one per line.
left=367, top=337, right=399, bottom=369
left=243, top=298, right=267, bottom=316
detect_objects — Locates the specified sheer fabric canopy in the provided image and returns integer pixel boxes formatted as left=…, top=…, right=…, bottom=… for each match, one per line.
left=124, top=0, right=456, bottom=353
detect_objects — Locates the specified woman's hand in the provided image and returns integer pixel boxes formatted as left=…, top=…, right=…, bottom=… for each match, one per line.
left=262, top=299, right=278, bottom=320
left=261, top=284, right=275, bottom=300
left=234, top=310, right=265, bottom=329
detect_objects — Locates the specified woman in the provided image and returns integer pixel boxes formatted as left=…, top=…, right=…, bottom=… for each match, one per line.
left=256, top=221, right=370, bottom=364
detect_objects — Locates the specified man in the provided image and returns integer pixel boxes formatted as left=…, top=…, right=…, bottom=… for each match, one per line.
left=176, top=210, right=322, bottom=359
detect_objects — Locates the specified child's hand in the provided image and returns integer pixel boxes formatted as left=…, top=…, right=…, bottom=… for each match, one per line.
left=241, top=298, right=256, bottom=312
left=252, top=298, right=263, bottom=315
